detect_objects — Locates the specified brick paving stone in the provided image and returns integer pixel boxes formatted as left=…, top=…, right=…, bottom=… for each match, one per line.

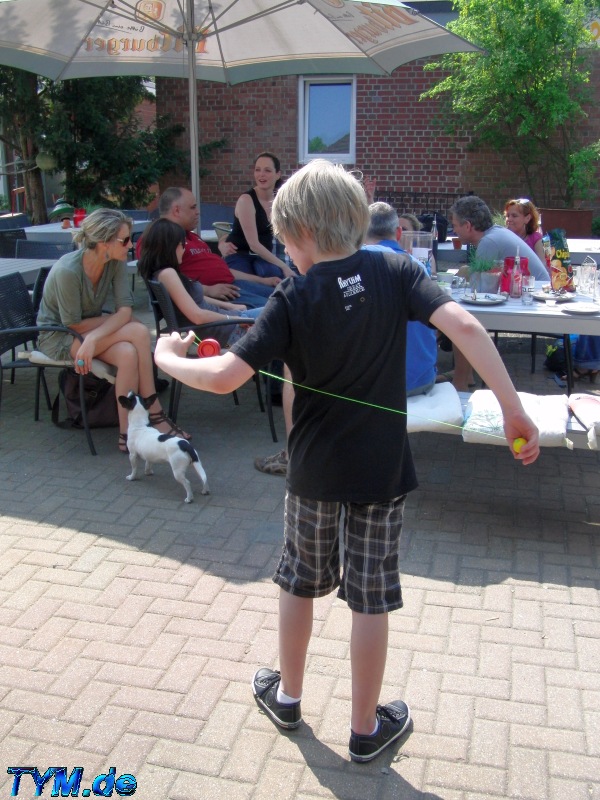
left=508, top=747, right=549, bottom=800
left=148, top=739, right=228, bottom=775
left=470, top=718, right=509, bottom=768
left=12, top=715, right=86, bottom=747
left=62, top=681, right=118, bottom=724
left=549, top=778, right=599, bottom=800
left=49, top=657, right=102, bottom=699
left=511, top=723, right=586, bottom=754
left=221, top=729, right=275, bottom=782
left=131, top=710, right=202, bottom=743
left=170, top=772, right=253, bottom=800
left=78, top=706, right=136, bottom=754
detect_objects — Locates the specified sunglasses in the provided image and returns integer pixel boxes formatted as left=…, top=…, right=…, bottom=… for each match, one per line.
left=116, top=236, right=132, bottom=247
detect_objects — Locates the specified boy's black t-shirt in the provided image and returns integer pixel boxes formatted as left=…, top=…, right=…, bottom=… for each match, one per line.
left=231, top=249, right=452, bottom=503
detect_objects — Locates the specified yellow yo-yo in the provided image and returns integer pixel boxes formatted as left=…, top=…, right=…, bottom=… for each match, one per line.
left=512, top=437, right=527, bottom=454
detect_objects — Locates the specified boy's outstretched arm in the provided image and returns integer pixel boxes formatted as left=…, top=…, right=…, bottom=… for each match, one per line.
left=154, top=331, right=255, bottom=395
left=430, top=302, right=540, bottom=465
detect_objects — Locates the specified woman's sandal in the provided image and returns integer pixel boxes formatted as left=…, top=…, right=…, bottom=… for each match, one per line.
left=118, top=433, right=129, bottom=454
left=148, top=410, right=192, bottom=440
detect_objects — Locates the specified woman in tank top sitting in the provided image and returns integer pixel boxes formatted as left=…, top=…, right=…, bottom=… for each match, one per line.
left=220, top=152, right=296, bottom=281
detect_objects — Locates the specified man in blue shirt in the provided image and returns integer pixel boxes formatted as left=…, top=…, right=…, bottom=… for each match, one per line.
left=363, top=202, right=438, bottom=396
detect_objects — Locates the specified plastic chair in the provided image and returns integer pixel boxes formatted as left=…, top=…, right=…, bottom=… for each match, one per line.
left=0, top=271, right=108, bottom=455
left=144, top=278, right=277, bottom=441
left=15, top=240, right=77, bottom=259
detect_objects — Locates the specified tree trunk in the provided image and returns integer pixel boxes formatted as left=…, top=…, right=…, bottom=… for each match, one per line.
left=18, top=127, right=47, bottom=225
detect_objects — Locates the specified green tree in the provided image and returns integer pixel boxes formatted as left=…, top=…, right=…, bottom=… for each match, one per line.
left=42, top=76, right=185, bottom=208
left=0, top=69, right=186, bottom=219
left=0, top=69, right=48, bottom=223
left=422, top=0, right=599, bottom=207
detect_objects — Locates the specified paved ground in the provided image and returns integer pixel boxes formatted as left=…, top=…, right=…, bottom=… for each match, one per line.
left=1, top=286, right=599, bottom=799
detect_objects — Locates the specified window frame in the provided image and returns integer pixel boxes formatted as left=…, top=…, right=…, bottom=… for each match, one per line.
left=298, top=76, right=357, bottom=165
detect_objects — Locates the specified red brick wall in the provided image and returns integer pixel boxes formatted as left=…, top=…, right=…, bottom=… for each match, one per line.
left=156, top=50, right=599, bottom=216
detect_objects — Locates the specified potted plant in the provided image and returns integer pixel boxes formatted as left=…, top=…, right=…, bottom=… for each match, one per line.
left=468, top=255, right=502, bottom=293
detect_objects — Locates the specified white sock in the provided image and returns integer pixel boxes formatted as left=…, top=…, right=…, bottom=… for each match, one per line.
left=276, top=686, right=301, bottom=705
left=351, top=719, right=379, bottom=737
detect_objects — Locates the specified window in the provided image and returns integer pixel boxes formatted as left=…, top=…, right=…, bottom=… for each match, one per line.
left=298, top=77, right=356, bottom=164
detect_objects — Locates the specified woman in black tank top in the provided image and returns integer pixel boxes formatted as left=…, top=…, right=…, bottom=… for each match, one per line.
left=223, top=152, right=296, bottom=281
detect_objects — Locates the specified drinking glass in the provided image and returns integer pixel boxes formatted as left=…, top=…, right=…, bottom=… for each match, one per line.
left=572, top=266, right=580, bottom=291
left=521, top=290, right=533, bottom=306
left=579, top=258, right=597, bottom=296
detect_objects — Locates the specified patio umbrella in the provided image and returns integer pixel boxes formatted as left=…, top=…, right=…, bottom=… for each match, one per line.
left=0, top=0, right=480, bottom=209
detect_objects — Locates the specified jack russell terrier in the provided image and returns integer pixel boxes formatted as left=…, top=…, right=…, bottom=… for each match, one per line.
left=118, top=392, right=209, bottom=503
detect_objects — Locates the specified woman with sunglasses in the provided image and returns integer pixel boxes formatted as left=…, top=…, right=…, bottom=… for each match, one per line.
left=37, top=208, right=189, bottom=453
left=504, top=198, right=546, bottom=265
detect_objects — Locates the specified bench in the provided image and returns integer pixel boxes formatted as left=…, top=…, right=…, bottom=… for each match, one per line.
left=407, top=383, right=599, bottom=451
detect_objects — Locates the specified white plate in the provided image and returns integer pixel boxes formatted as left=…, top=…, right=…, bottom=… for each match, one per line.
left=561, top=303, right=600, bottom=315
left=532, top=291, right=573, bottom=304
left=460, top=293, right=507, bottom=306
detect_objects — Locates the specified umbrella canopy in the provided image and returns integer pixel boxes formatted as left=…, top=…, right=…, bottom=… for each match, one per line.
left=0, top=0, right=480, bottom=207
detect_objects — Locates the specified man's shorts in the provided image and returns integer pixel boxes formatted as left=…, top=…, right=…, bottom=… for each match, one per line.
left=273, top=490, right=407, bottom=614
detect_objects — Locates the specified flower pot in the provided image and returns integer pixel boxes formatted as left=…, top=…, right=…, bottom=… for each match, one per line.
left=469, top=270, right=502, bottom=294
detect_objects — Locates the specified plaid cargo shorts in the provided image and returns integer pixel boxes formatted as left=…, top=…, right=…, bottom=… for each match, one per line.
left=273, top=490, right=407, bottom=614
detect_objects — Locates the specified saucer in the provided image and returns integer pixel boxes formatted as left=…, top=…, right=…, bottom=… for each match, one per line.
left=561, top=303, right=600, bottom=315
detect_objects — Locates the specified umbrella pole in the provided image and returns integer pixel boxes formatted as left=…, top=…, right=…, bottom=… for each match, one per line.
left=186, top=3, right=201, bottom=231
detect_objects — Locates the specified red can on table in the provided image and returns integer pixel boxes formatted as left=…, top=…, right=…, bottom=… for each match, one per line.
left=73, top=208, right=86, bottom=228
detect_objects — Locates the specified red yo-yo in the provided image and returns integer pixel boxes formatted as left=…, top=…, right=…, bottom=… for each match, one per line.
left=197, top=338, right=221, bottom=358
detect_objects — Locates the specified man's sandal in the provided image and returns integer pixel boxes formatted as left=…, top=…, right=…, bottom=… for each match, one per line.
left=118, top=433, right=129, bottom=454
left=148, top=410, right=192, bottom=440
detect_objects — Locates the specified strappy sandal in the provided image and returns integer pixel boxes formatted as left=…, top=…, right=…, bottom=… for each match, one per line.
left=118, top=433, right=129, bottom=454
left=148, top=410, right=192, bottom=440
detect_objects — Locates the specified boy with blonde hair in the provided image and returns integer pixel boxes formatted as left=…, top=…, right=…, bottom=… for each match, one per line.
left=155, top=160, right=539, bottom=762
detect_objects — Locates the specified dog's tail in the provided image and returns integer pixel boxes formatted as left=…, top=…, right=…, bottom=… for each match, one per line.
left=177, top=440, right=200, bottom=462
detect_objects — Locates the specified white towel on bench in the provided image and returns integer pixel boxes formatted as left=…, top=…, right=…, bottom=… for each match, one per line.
left=406, top=382, right=464, bottom=434
left=463, top=390, right=569, bottom=447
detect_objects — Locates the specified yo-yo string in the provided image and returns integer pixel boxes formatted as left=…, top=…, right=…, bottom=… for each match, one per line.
left=258, top=369, right=507, bottom=442
left=189, top=336, right=506, bottom=443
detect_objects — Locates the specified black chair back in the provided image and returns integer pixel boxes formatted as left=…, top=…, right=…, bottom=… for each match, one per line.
left=147, top=279, right=185, bottom=333
left=0, top=228, right=27, bottom=258
left=15, top=240, right=76, bottom=259
left=0, top=213, right=30, bottom=229
left=0, top=272, right=38, bottom=356
left=31, top=266, right=53, bottom=314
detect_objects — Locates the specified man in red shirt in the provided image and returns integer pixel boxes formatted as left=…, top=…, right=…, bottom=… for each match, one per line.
left=157, top=187, right=280, bottom=308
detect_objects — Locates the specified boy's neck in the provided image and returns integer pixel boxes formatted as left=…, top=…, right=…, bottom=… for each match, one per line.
left=312, top=247, right=356, bottom=264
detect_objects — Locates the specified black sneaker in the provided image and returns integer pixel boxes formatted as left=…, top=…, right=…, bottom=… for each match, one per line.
left=251, top=668, right=302, bottom=730
left=348, top=700, right=411, bottom=763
